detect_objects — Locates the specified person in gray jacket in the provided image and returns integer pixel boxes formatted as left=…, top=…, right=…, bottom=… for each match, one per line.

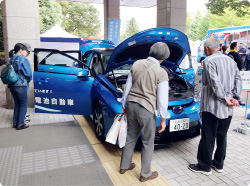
left=118, top=42, right=170, bottom=182
left=189, top=38, right=241, bottom=175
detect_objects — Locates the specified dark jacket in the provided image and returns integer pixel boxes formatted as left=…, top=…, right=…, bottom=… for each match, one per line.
left=227, top=51, right=243, bottom=71
left=244, top=53, right=250, bottom=71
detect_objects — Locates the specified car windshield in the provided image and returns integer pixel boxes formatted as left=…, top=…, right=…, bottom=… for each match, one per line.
left=106, top=64, right=132, bottom=75
left=101, top=50, right=113, bottom=72
left=113, top=64, right=132, bottom=73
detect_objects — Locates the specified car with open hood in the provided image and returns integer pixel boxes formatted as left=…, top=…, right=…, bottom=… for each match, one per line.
left=33, top=27, right=201, bottom=143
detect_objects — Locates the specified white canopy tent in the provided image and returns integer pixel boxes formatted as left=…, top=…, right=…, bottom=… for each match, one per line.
left=40, top=24, right=81, bottom=51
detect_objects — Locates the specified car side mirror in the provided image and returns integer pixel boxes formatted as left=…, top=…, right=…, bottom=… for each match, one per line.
left=72, top=61, right=79, bottom=67
left=77, top=70, right=88, bottom=79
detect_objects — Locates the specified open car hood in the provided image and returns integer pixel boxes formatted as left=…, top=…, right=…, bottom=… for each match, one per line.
left=80, top=39, right=115, bottom=54
left=106, top=27, right=190, bottom=73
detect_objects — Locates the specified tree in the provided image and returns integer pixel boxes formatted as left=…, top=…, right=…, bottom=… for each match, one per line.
left=186, top=12, right=193, bottom=38
left=60, top=2, right=101, bottom=39
left=39, top=0, right=62, bottom=34
left=208, top=9, right=250, bottom=29
left=125, top=17, right=140, bottom=38
left=188, top=11, right=208, bottom=41
left=206, top=0, right=250, bottom=17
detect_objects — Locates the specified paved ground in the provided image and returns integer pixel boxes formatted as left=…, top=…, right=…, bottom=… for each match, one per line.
left=152, top=107, right=250, bottom=186
left=1, top=61, right=250, bottom=186
left=0, top=81, right=112, bottom=186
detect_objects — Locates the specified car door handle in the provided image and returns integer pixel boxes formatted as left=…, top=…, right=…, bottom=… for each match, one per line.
left=38, top=78, right=48, bottom=84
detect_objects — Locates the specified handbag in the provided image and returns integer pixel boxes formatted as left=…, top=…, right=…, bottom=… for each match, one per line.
left=1, top=56, right=20, bottom=85
left=118, top=115, right=127, bottom=148
left=105, top=114, right=123, bottom=144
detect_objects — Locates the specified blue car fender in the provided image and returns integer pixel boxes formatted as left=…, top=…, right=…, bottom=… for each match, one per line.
left=91, top=78, right=122, bottom=136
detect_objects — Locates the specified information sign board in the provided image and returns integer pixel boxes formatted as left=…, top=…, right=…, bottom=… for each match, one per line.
left=240, top=71, right=250, bottom=91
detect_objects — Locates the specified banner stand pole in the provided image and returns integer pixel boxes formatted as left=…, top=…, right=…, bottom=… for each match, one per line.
left=243, top=91, right=248, bottom=125
left=238, top=91, right=250, bottom=135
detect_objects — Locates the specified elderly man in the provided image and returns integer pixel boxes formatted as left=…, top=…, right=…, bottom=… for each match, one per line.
left=189, top=38, right=242, bottom=175
left=119, top=42, right=170, bottom=182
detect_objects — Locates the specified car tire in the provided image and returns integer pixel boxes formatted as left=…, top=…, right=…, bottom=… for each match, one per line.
left=93, top=102, right=105, bottom=142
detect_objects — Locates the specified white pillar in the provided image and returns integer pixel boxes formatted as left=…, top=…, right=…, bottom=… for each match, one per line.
left=2, top=0, right=40, bottom=108
left=157, top=0, right=187, bottom=34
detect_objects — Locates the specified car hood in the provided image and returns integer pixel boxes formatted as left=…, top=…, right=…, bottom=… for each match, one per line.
left=80, top=39, right=115, bottom=54
left=106, top=27, right=190, bottom=73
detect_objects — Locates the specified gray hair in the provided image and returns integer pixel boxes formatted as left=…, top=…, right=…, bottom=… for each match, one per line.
left=149, top=42, right=170, bottom=60
left=204, top=38, right=220, bottom=50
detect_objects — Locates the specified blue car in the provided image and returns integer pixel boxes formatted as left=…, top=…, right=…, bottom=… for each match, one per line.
left=33, top=27, right=201, bottom=143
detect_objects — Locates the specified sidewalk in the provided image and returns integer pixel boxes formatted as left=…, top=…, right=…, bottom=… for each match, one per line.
left=0, top=81, right=112, bottom=186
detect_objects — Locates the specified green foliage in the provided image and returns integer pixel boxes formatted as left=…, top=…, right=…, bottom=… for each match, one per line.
left=186, top=9, right=250, bottom=41
left=206, top=0, right=250, bottom=17
left=186, top=12, right=193, bottom=37
left=125, top=17, right=140, bottom=38
left=60, top=2, right=101, bottom=39
left=208, top=9, right=250, bottom=29
left=187, top=11, right=209, bottom=41
left=39, top=0, right=62, bottom=34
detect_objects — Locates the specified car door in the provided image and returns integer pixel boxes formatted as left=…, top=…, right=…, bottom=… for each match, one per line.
left=33, top=48, right=94, bottom=115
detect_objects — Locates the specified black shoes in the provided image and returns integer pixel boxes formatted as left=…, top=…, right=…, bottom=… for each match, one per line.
left=13, top=115, right=30, bottom=129
left=188, top=164, right=212, bottom=175
left=211, top=162, right=223, bottom=173
left=139, top=171, right=159, bottom=182
left=120, top=163, right=136, bottom=174
left=16, top=124, right=29, bottom=130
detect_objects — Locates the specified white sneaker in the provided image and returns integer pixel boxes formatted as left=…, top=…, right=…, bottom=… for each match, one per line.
left=211, top=164, right=223, bottom=173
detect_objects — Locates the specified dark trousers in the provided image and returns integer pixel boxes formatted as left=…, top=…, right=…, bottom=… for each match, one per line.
left=197, top=112, right=232, bottom=169
left=120, top=101, right=156, bottom=177
left=9, top=86, right=28, bottom=125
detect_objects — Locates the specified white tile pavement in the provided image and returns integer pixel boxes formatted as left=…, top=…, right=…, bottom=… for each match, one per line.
left=152, top=106, right=250, bottom=186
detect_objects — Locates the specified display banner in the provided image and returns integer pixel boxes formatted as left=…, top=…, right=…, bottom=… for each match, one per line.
left=108, top=19, right=120, bottom=46
left=240, top=71, right=250, bottom=91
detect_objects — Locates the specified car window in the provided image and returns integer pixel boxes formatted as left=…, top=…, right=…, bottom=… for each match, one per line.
left=82, top=52, right=91, bottom=64
left=179, top=56, right=190, bottom=69
left=101, top=54, right=110, bottom=72
left=100, top=49, right=113, bottom=72
left=38, top=51, right=79, bottom=67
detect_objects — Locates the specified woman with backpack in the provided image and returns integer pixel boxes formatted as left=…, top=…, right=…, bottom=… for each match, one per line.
left=8, top=43, right=32, bottom=130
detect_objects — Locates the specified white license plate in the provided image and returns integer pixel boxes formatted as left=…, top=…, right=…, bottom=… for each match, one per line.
left=169, top=118, right=190, bottom=132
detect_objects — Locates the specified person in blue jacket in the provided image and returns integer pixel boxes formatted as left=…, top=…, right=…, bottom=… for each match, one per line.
left=9, top=43, right=32, bottom=130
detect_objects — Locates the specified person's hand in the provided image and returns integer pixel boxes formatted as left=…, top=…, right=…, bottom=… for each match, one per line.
left=158, top=119, right=166, bottom=133
left=122, top=107, right=126, bottom=114
left=241, top=69, right=245, bottom=71
left=226, top=98, right=240, bottom=107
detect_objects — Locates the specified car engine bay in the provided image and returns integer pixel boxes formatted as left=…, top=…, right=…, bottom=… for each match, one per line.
left=106, top=65, right=194, bottom=101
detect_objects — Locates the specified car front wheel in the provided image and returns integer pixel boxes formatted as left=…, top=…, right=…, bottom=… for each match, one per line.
left=93, top=103, right=105, bottom=141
